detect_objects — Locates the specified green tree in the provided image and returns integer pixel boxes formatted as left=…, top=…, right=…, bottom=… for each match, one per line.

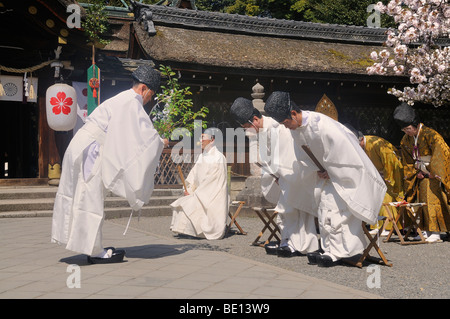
left=226, top=0, right=308, bottom=19
left=305, top=0, right=394, bottom=27
left=196, top=0, right=235, bottom=12
left=82, top=0, right=111, bottom=46
left=223, top=0, right=394, bottom=27
left=151, top=65, right=209, bottom=139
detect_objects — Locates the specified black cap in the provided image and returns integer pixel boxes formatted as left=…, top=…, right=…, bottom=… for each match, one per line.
left=264, top=91, right=296, bottom=123
left=230, top=97, right=257, bottom=125
left=393, top=102, right=418, bottom=128
left=132, top=65, right=161, bottom=92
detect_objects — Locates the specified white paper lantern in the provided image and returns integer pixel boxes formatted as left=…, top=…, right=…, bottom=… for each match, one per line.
left=46, top=83, right=77, bottom=131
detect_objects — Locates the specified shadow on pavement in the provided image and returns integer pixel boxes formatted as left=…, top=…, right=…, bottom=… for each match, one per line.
left=59, top=242, right=230, bottom=265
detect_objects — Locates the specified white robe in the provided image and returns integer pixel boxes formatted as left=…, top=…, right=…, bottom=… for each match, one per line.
left=170, top=145, right=228, bottom=240
left=259, top=116, right=281, bottom=204
left=51, top=89, right=164, bottom=256
left=260, top=116, right=319, bottom=253
left=291, top=111, right=387, bottom=258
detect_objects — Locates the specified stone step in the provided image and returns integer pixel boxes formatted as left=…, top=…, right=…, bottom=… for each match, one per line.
left=0, top=186, right=183, bottom=218
left=0, top=196, right=179, bottom=213
left=0, top=205, right=174, bottom=219
left=0, top=186, right=182, bottom=200
left=0, top=186, right=57, bottom=199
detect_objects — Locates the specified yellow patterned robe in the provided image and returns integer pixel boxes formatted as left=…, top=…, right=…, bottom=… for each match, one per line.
left=399, top=124, right=450, bottom=232
left=364, top=136, right=404, bottom=230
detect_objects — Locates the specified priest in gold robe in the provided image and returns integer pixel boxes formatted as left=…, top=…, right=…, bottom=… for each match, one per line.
left=394, top=103, right=450, bottom=243
left=359, top=134, right=404, bottom=235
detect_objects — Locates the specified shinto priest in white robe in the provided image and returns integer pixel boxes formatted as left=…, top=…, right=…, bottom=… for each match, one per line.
left=51, top=89, right=164, bottom=256
left=170, top=144, right=228, bottom=240
left=259, top=115, right=319, bottom=254
left=290, top=111, right=386, bottom=259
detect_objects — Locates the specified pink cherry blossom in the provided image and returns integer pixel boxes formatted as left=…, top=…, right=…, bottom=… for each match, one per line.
left=368, top=0, right=450, bottom=107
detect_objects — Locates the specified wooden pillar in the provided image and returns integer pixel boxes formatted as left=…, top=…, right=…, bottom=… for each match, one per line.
left=38, top=95, right=49, bottom=179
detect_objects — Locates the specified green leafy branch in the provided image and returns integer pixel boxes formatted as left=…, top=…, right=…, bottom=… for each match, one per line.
left=82, top=0, right=110, bottom=46
left=152, top=65, right=209, bottom=139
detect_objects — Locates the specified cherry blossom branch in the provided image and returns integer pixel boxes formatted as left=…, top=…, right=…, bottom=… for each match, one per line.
left=367, top=0, right=449, bottom=107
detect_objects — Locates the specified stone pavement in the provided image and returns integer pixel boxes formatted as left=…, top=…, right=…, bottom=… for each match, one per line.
left=0, top=217, right=381, bottom=300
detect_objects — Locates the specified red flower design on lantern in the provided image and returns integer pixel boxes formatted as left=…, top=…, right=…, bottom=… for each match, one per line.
left=50, top=91, right=73, bottom=115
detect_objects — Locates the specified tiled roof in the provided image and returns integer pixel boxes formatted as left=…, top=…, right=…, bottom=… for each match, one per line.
left=132, top=2, right=388, bottom=45
left=133, top=23, right=383, bottom=75
left=130, top=2, right=391, bottom=76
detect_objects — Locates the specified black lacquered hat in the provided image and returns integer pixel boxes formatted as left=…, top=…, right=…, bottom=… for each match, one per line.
left=230, top=97, right=255, bottom=125
left=132, top=65, right=161, bottom=92
left=393, top=102, right=418, bottom=128
left=264, top=91, right=294, bottom=123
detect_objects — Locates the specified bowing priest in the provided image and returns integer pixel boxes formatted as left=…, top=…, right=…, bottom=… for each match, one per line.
left=394, top=102, right=450, bottom=243
left=51, top=65, right=169, bottom=264
left=264, top=91, right=386, bottom=267
left=344, top=124, right=405, bottom=236
left=359, top=134, right=405, bottom=236
left=230, top=97, right=319, bottom=257
left=170, top=129, right=229, bottom=240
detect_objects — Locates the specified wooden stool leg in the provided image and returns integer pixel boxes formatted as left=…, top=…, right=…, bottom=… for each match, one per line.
left=252, top=208, right=280, bottom=247
left=226, top=202, right=247, bottom=236
left=343, top=221, right=392, bottom=268
left=383, top=205, right=406, bottom=244
left=263, top=210, right=280, bottom=243
left=252, top=208, right=269, bottom=246
left=382, top=204, right=396, bottom=242
left=362, top=222, right=392, bottom=267
left=232, top=202, right=246, bottom=235
left=403, top=207, right=426, bottom=244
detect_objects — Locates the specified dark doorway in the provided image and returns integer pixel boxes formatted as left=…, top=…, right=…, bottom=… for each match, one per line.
left=0, top=101, right=39, bottom=178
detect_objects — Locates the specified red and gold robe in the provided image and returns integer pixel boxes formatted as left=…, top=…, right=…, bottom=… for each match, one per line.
left=400, top=124, right=450, bottom=232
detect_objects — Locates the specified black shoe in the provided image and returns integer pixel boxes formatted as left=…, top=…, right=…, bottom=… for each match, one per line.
left=277, top=246, right=303, bottom=258
left=307, top=251, right=321, bottom=265
left=264, top=243, right=278, bottom=255
left=87, top=248, right=125, bottom=264
left=316, top=255, right=341, bottom=267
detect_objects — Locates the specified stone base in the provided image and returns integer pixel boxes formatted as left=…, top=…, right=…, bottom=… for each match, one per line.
left=235, top=176, right=272, bottom=209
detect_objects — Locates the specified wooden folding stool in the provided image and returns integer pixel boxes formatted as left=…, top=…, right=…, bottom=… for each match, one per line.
left=226, top=201, right=247, bottom=235
left=343, top=217, right=393, bottom=268
left=251, top=207, right=281, bottom=247
left=383, top=202, right=427, bottom=245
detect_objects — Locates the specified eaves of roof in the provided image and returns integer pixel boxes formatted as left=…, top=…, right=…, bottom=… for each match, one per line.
left=131, top=2, right=389, bottom=45
left=133, top=23, right=385, bottom=76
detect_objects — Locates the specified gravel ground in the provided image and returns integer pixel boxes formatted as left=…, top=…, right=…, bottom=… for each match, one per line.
left=109, top=215, right=450, bottom=299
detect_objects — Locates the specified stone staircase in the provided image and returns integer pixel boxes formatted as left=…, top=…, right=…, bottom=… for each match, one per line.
left=0, top=186, right=183, bottom=219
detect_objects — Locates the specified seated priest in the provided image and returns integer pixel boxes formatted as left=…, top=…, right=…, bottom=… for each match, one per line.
left=170, top=129, right=229, bottom=239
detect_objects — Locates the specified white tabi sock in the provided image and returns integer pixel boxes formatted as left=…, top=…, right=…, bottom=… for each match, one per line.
left=426, top=232, right=441, bottom=242
left=91, top=249, right=113, bottom=258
